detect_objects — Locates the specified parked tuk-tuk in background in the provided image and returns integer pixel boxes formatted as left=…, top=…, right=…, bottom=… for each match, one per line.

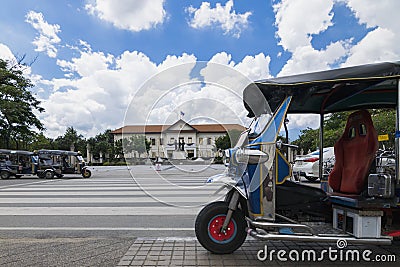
left=37, top=150, right=91, bottom=178
left=34, top=150, right=64, bottom=179
left=195, top=61, right=400, bottom=254
left=0, top=149, right=32, bottom=179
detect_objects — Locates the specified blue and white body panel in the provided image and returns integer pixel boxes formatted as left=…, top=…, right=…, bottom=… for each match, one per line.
left=206, top=97, right=292, bottom=220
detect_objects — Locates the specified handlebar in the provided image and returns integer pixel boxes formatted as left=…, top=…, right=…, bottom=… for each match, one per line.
left=276, top=140, right=298, bottom=150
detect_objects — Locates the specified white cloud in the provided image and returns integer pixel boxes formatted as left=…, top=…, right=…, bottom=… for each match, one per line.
left=235, top=53, right=271, bottom=81
left=343, top=0, right=400, bottom=29
left=207, top=52, right=271, bottom=80
left=288, top=114, right=320, bottom=130
left=344, top=28, right=397, bottom=67
left=0, top=43, right=15, bottom=61
left=274, top=0, right=334, bottom=52
left=85, top=0, right=166, bottom=32
left=274, top=0, right=400, bottom=72
left=25, top=11, right=61, bottom=58
left=186, top=0, right=252, bottom=38
left=273, top=0, right=349, bottom=76
left=279, top=41, right=347, bottom=76
left=341, top=0, right=400, bottom=66
left=57, top=49, right=114, bottom=77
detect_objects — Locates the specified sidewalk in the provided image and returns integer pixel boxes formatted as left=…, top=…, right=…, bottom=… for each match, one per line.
left=117, top=237, right=399, bottom=266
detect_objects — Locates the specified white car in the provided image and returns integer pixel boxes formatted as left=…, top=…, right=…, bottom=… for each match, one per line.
left=293, top=147, right=335, bottom=182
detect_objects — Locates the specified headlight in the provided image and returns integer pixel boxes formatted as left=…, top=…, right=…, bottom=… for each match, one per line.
left=235, top=148, right=269, bottom=164
left=235, top=148, right=248, bottom=163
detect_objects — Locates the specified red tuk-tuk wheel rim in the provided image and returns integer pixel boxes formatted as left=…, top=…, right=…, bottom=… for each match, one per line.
left=208, top=215, right=237, bottom=244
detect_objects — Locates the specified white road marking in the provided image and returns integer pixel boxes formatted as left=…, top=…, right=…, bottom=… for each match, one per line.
left=0, top=227, right=195, bottom=231
left=0, top=179, right=58, bottom=189
left=0, top=196, right=223, bottom=203
left=1, top=186, right=217, bottom=191
left=0, top=206, right=202, bottom=215
left=0, top=190, right=219, bottom=196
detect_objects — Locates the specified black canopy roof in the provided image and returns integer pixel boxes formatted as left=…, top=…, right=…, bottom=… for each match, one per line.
left=244, top=61, right=400, bottom=116
left=0, top=149, right=33, bottom=156
left=38, top=149, right=79, bottom=156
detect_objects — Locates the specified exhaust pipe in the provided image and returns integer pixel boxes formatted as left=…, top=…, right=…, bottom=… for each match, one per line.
left=246, top=217, right=315, bottom=235
left=247, top=228, right=392, bottom=245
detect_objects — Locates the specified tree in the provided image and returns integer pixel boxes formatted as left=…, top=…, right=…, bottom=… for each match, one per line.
left=215, top=129, right=243, bottom=151
left=87, top=129, right=114, bottom=161
left=371, top=109, right=396, bottom=148
left=54, top=127, right=86, bottom=154
left=292, top=127, right=319, bottom=153
left=113, top=139, right=124, bottom=159
left=119, top=135, right=151, bottom=159
left=132, top=135, right=151, bottom=156
left=0, top=58, right=44, bottom=149
left=29, top=132, right=55, bottom=150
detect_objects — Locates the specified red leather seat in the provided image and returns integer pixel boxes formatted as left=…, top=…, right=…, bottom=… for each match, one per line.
left=328, top=110, right=378, bottom=195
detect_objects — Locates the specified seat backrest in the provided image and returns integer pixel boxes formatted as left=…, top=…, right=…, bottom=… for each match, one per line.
left=328, top=110, right=378, bottom=194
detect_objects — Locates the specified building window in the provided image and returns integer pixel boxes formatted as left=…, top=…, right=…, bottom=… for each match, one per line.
left=160, top=138, right=163, bottom=145
left=207, top=137, right=212, bottom=145
left=199, top=138, right=203, bottom=145
left=188, top=137, right=192, bottom=144
left=170, top=137, right=174, bottom=143
left=151, top=138, right=156, bottom=145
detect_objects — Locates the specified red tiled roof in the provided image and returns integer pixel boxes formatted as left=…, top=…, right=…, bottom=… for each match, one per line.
left=192, top=124, right=246, bottom=133
left=111, top=125, right=165, bottom=134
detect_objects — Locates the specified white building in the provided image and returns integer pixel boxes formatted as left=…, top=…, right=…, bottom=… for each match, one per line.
left=111, top=120, right=245, bottom=159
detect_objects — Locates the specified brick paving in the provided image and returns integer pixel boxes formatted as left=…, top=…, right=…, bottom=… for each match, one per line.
left=117, top=237, right=399, bottom=267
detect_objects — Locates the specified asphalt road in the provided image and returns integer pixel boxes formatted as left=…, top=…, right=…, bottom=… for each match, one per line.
left=0, top=164, right=321, bottom=240
left=0, top=165, right=226, bottom=266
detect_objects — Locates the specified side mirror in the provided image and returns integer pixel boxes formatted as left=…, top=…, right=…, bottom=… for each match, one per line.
left=235, top=149, right=269, bottom=164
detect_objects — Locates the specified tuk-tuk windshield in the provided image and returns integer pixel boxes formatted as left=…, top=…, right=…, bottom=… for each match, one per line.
left=249, top=113, right=273, bottom=137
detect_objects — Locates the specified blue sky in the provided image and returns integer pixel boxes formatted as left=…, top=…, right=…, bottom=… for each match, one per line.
left=0, top=0, right=399, bottom=138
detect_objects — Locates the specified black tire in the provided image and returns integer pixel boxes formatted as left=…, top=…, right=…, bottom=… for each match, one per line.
left=0, top=170, right=10, bottom=180
left=195, top=201, right=247, bottom=254
left=44, top=171, right=54, bottom=179
left=82, top=169, right=91, bottom=178
left=305, top=176, right=319, bottom=182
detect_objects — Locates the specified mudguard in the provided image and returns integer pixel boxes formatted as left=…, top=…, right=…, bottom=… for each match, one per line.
left=206, top=171, right=248, bottom=199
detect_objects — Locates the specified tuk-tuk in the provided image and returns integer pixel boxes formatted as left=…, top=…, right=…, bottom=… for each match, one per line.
left=0, top=149, right=33, bottom=179
left=195, top=61, right=400, bottom=254
left=37, top=150, right=91, bottom=178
